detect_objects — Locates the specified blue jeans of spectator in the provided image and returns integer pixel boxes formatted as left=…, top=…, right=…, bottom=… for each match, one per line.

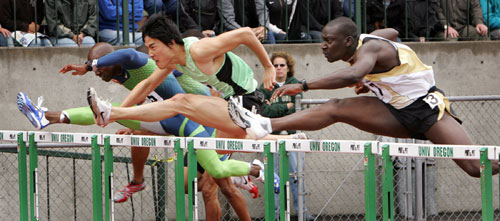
left=52, top=36, right=95, bottom=47
left=491, top=29, right=500, bottom=40
left=274, top=151, right=308, bottom=216
left=309, top=30, right=322, bottom=43
left=28, top=38, right=52, bottom=47
left=274, top=31, right=312, bottom=43
left=144, top=0, right=177, bottom=15
left=262, top=28, right=276, bottom=44
left=0, top=34, right=13, bottom=47
left=99, top=29, right=143, bottom=46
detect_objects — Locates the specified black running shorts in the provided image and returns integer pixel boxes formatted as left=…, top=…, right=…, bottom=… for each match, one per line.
left=384, top=86, right=462, bottom=140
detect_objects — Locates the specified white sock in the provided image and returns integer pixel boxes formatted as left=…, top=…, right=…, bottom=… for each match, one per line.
left=60, top=111, right=69, bottom=123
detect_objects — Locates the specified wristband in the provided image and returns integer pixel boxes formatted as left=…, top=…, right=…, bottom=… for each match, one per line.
left=301, top=79, right=309, bottom=92
left=85, top=59, right=98, bottom=72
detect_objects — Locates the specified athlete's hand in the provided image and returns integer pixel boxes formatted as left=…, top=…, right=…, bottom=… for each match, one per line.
left=262, top=66, right=276, bottom=91
left=60, top=64, right=87, bottom=75
left=116, top=128, right=135, bottom=135
left=271, top=83, right=302, bottom=100
left=349, top=81, right=369, bottom=94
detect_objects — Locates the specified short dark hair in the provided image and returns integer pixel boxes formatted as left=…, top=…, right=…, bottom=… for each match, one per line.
left=142, top=13, right=184, bottom=46
left=325, top=17, right=358, bottom=39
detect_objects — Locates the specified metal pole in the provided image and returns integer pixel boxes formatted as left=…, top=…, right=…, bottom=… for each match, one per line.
left=364, top=142, right=376, bottom=221
left=174, top=138, right=186, bottom=220
left=264, top=142, right=276, bottom=221
left=415, top=158, right=425, bottom=220
left=91, top=135, right=103, bottom=221
left=298, top=151, right=304, bottom=221
left=406, top=157, right=414, bottom=219
left=382, top=145, right=394, bottom=221
left=18, top=133, right=29, bottom=221
left=480, top=148, right=493, bottom=220
left=29, top=133, right=39, bottom=221
left=279, top=141, right=289, bottom=220
left=122, top=0, right=130, bottom=45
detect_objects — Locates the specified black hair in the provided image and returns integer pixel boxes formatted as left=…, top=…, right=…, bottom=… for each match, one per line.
left=325, top=17, right=358, bottom=39
left=181, top=29, right=205, bottom=39
left=142, top=13, right=184, bottom=46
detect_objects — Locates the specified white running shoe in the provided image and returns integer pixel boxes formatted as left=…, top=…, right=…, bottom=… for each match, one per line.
left=17, top=92, right=50, bottom=130
left=227, top=96, right=272, bottom=139
left=290, top=132, right=308, bottom=140
left=87, top=87, right=111, bottom=127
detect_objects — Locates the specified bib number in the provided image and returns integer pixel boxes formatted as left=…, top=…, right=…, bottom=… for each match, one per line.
left=423, top=92, right=443, bottom=109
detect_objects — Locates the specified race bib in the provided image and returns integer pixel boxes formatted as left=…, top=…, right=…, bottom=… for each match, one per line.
left=422, top=92, right=444, bottom=110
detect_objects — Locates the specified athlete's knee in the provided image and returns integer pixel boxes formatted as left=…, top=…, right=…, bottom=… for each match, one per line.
left=205, top=167, right=227, bottom=179
left=322, top=98, right=345, bottom=119
left=171, top=93, right=197, bottom=112
left=456, top=159, right=481, bottom=178
left=218, top=181, right=238, bottom=199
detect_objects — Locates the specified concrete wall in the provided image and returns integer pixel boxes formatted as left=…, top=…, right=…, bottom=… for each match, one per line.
left=1, top=41, right=499, bottom=218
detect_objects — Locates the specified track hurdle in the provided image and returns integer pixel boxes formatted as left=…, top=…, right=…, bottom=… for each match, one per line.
left=24, top=131, right=186, bottom=221
left=277, top=139, right=378, bottom=221
left=187, top=137, right=278, bottom=221
left=381, top=142, right=498, bottom=221
left=0, top=131, right=29, bottom=221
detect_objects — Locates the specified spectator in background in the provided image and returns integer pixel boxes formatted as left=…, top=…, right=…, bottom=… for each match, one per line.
left=0, top=24, right=13, bottom=47
left=45, top=0, right=97, bottom=47
left=182, top=0, right=222, bottom=36
left=98, top=0, right=144, bottom=45
left=308, top=0, right=343, bottom=42
left=0, top=0, right=52, bottom=47
left=222, top=0, right=277, bottom=43
left=344, top=0, right=356, bottom=20
left=266, top=0, right=317, bottom=43
left=144, top=0, right=178, bottom=16
left=258, top=51, right=314, bottom=221
left=364, top=0, right=405, bottom=40
left=405, top=0, right=443, bottom=41
left=480, top=0, right=500, bottom=39
left=436, top=0, right=488, bottom=40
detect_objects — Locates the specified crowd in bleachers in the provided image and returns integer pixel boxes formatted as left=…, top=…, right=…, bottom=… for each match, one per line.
left=0, top=0, right=499, bottom=47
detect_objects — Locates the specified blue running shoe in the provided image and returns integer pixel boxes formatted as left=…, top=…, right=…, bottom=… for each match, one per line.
left=17, top=92, right=50, bottom=130
left=274, top=173, right=280, bottom=194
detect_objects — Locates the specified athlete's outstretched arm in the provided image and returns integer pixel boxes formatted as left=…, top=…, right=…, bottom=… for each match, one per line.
left=271, top=43, right=379, bottom=100
left=191, top=27, right=276, bottom=90
left=120, top=67, right=173, bottom=107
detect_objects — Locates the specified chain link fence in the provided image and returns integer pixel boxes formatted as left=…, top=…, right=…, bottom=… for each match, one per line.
left=1, top=96, right=499, bottom=220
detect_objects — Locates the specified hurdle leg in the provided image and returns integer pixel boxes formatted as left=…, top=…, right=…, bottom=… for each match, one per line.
left=480, top=147, right=493, bottom=221
left=29, top=133, right=39, bottom=221
left=174, top=138, right=186, bottom=221
left=364, top=142, right=376, bottom=221
left=187, top=139, right=198, bottom=221
left=91, top=135, right=103, bottom=221
left=382, top=145, right=394, bottom=221
left=279, top=141, right=290, bottom=220
left=264, top=142, right=276, bottom=221
left=104, top=136, right=114, bottom=221
left=18, top=132, right=29, bottom=221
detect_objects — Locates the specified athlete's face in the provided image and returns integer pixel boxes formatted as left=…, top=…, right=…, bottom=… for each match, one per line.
left=145, top=36, right=175, bottom=69
left=273, top=57, right=289, bottom=81
left=321, top=26, right=351, bottom=63
left=96, top=66, right=115, bottom=82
